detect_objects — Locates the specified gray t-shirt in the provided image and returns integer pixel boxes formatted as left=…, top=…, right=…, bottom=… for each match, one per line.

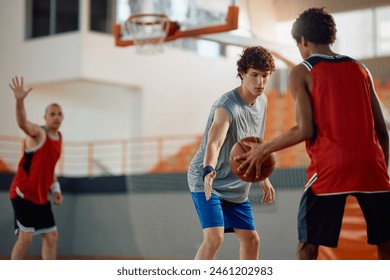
left=187, top=88, right=267, bottom=203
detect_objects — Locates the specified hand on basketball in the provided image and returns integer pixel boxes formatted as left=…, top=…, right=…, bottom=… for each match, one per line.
left=235, top=141, right=268, bottom=180
left=9, top=76, right=33, bottom=101
left=204, top=170, right=216, bottom=201
left=260, top=178, right=275, bottom=204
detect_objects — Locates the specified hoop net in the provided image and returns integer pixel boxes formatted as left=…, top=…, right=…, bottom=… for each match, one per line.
left=126, top=14, right=171, bottom=55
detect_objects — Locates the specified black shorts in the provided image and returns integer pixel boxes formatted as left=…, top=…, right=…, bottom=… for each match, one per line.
left=11, top=196, right=57, bottom=236
left=298, top=188, right=390, bottom=247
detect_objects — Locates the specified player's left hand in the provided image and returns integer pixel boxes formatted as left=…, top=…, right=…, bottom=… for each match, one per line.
left=260, top=178, right=275, bottom=204
left=53, top=192, right=63, bottom=205
left=204, top=170, right=216, bottom=201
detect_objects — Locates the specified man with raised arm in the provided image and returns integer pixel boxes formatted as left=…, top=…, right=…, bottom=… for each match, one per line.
left=9, top=76, right=64, bottom=260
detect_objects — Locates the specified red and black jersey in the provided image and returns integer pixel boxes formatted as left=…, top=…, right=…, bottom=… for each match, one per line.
left=302, top=54, right=389, bottom=195
left=10, top=129, right=62, bottom=204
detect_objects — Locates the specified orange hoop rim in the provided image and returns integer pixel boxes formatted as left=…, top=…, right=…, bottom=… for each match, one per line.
left=128, top=13, right=170, bottom=26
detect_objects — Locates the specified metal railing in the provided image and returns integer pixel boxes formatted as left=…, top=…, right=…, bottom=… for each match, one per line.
left=0, top=133, right=310, bottom=177
left=0, top=134, right=201, bottom=177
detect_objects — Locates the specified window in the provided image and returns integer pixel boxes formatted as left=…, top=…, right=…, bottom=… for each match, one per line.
left=55, top=0, right=79, bottom=33
left=26, top=0, right=79, bottom=39
left=376, top=6, right=390, bottom=56
left=90, top=0, right=116, bottom=33
left=332, top=9, right=374, bottom=59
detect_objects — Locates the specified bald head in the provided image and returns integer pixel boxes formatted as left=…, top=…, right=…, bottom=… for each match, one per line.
left=45, top=103, right=62, bottom=115
left=44, top=103, right=64, bottom=131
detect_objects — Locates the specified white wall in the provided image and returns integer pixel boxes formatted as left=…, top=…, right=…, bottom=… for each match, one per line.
left=27, top=80, right=142, bottom=141
left=0, top=0, right=26, bottom=136
left=0, top=0, right=239, bottom=142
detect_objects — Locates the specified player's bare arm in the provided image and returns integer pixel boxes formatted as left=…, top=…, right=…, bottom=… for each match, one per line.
left=368, top=75, right=389, bottom=166
left=203, top=108, right=230, bottom=200
left=10, top=76, right=44, bottom=145
left=236, top=64, right=314, bottom=178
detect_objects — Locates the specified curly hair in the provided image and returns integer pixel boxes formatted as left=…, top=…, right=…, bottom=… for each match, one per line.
left=291, top=7, right=337, bottom=45
left=236, top=46, right=276, bottom=80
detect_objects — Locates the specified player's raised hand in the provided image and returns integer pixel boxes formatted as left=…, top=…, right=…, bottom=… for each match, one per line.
left=9, top=76, right=33, bottom=100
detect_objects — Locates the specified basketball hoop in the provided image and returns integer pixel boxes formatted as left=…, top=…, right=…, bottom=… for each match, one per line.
left=126, top=13, right=171, bottom=55
left=113, top=6, right=239, bottom=49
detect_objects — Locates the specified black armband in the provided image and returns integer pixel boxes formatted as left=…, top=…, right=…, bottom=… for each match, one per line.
left=202, top=165, right=215, bottom=181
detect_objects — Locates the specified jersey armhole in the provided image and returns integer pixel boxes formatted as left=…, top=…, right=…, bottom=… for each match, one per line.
left=215, top=105, right=233, bottom=125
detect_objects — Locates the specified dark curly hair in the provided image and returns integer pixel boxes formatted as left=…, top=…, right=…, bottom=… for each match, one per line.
left=291, top=7, right=337, bottom=45
left=236, top=46, right=275, bottom=80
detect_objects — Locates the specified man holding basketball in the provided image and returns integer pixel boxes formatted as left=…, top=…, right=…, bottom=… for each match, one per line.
left=187, top=46, right=276, bottom=260
left=235, top=7, right=390, bottom=259
left=9, top=76, right=64, bottom=260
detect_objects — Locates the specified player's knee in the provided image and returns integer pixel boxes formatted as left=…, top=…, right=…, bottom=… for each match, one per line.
left=42, top=231, right=58, bottom=246
left=243, top=232, right=260, bottom=249
left=205, top=233, right=224, bottom=248
left=211, top=234, right=224, bottom=247
left=18, top=231, right=33, bottom=246
left=251, top=232, right=260, bottom=248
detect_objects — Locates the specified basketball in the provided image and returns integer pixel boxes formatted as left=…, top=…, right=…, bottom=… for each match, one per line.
left=229, top=136, right=276, bottom=182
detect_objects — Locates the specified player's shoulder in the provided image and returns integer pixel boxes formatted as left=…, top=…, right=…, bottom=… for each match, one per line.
left=215, top=89, right=237, bottom=105
left=303, top=54, right=358, bottom=70
left=29, top=124, right=46, bottom=138
left=289, top=63, right=309, bottom=79
left=24, top=125, right=46, bottom=148
left=41, top=126, right=62, bottom=141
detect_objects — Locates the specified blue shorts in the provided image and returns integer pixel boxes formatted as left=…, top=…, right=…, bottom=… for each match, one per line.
left=191, top=192, right=255, bottom=233
left=298, top=188, right=390, bottom=247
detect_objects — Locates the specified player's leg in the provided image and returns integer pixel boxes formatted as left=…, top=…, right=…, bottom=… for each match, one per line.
left=191, top=192, right=225, bottom=259
left=377, top=240, right=390, bottom=259
left=223, top=199, right=259, bottom=259
left=41, top=230, right=58, bottom=260
left=297, top=188, right=347, bottom=260
left=11, top=230, right=33, bottom=259
left=234, top=229, right=260, bottom=259
left=195, top=226, right=225, bottom=260
left=354, top=192, right=390, bottom=259
left=38, top=201, right=58, bottom=260
left=11, top=196, right=35, bottom=259
left=296, top=242, right=318, bottom=260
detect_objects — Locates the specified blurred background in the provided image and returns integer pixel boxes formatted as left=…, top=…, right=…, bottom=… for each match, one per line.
left=1, top=0, right=390, bottom=260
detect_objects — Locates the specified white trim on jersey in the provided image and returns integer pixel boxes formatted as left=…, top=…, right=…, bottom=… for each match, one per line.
left=304, top=173, right=317, bottom=192
left=301, top=60, right=312, bottom=71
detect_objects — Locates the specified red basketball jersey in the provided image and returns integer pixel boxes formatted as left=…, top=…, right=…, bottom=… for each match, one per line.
left=10, top=130, right=62, bottom=204
left=302, top=55, right=390, bottom=195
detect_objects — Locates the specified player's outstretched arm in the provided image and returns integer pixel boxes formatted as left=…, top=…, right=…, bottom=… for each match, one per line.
left=203, top=108, right=230, bottom=200
left=236, top=64, right=313, bottom=177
